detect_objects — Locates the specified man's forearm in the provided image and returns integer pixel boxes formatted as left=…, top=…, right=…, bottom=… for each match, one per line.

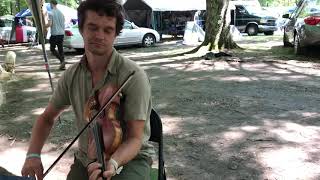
left=27, top=114, right=54, bottom=154
left=111, top=137, right=142, bottom=166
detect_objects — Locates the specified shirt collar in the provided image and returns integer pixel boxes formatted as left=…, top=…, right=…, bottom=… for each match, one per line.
left=80, top=48, right=117, bottom=75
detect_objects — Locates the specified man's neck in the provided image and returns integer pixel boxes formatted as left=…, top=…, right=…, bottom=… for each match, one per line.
left=86, top=51, right=112, bottom=74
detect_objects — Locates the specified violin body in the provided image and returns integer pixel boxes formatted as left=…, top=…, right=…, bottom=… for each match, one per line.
left=84, top=84, right=123, bottom=161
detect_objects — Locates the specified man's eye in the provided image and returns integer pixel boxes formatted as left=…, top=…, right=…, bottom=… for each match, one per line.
left=88, top=26, right=97, bottom=31
left=104, top=30, right=112, bottom=34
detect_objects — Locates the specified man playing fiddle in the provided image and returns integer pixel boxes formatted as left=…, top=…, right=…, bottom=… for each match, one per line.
left=21, top=0, right=154, bottom=179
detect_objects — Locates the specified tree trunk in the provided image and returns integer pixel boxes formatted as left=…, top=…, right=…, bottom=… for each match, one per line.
left=188, top=0, right=238, bottom=54
left=203, top=0, right=227, bottom=51
left=218, top=10, right=239, bottom=49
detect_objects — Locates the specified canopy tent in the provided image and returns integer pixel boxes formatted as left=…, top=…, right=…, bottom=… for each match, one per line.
left=15, top=3, right=77, bottom=26
left=123, top=0, right=206, bottom=11
left=123, top=0, right=206, bottom=36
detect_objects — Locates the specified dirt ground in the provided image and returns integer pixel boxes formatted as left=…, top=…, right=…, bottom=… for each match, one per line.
left=0, top=35, right=320, bottom=180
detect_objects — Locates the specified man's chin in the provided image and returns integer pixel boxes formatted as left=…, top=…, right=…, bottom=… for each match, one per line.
left=87, top=48, right=107, bottom=56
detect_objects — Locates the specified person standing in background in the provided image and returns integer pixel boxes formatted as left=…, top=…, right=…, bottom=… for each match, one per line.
left=48, top=0, right=66, bottom=70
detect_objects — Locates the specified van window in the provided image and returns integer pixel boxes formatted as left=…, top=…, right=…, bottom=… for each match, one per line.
left=236, top=6, right=247, bottom=14
left=0, top=19, right=12, bottom=27
left=243, top=5, right=262, bottom=14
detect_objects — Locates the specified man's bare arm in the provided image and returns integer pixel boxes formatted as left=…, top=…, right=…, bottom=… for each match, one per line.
left=27, top=102, right=65, bottom=154
left=111, top=120, right=145, bottom=166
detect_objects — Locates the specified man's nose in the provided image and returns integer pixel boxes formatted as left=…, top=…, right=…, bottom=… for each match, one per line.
left=94, top=29, right=105, bottom=40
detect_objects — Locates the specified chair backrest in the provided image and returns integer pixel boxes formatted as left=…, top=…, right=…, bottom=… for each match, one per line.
left=149, top=109, right=166, bottom=180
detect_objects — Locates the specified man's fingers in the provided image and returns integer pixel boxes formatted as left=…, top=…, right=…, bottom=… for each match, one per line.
left=34, top=166, right=44, bottom=180
left=103, top=170, right=115, bottom=179
left=87, top=162, right=101, bottom=174
left=89, top=169, right=102, bottom=180
left=21, top=168, right=35, bottom=177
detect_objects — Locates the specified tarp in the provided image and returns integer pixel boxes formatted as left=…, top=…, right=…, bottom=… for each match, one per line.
left=183, top=21, right=205, bottom=45
left=123, top=0, right=206, bottom=11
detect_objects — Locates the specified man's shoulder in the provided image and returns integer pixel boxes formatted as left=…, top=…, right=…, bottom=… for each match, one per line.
left=52, top=8, right=64, bottom=17
left=61, top=61, right=82, bottom=82
left=116, top=52, right=142, bottom=72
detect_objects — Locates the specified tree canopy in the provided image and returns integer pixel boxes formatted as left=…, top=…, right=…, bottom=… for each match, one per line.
left=0, top=0, right=79, bottom=16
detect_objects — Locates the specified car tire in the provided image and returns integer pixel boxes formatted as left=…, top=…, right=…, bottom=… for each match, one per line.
left=264, top=31, right=274, bottom=35
left=246, top=24, right=258, bottom=36
left=294, top=35, right=304, bottom=55
left=75, top=48, right=85, bottom=54
left=142, top=34, right=155, bottom=47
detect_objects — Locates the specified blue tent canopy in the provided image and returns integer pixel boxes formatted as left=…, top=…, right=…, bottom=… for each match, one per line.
left=15, top=3, right=51, bottom=17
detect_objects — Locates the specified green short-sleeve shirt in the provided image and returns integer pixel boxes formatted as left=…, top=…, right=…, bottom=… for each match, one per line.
left=50, top=48, right=154, bottom=166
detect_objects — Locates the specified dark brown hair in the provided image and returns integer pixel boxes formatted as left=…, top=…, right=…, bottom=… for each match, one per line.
left=77, top=0, right=124, bottom=35
left=50, top=0, right=58, bottom=5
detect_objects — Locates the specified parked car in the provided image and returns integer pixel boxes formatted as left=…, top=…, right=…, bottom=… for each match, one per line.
left=230, top=3, right=278, bottom=36
left=276, top=6, right=297, bottom=29
left=282, top=0, right=320, bottom=54
left=63, top=20, right=160, bottom=50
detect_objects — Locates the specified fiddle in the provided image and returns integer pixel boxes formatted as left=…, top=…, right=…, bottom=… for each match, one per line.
left=84, top=84, right=123, bottom=174
left=42, top=71, right=135, bottom=178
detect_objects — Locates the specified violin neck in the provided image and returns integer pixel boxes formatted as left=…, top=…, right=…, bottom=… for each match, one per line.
left=92, top=122, right=107, bottom=180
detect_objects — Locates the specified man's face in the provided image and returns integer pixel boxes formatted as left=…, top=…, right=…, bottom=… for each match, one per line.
left=81, top=10, right=117, bottom=56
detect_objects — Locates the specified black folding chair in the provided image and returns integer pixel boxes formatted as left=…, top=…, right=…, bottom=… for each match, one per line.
left=149, top=109, right=167, bottom=180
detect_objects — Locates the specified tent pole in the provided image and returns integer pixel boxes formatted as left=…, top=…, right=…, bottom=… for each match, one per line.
left=27, top=0, right=61, bottom=123
left=28, top=0, right=55, bottom=92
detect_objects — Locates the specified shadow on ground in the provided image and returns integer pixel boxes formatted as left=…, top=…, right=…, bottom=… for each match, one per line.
left=0, top=38, right=319, bottom=179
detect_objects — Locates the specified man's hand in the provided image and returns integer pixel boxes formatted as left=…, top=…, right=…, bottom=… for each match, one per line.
left=87, top=161, right=116, bottom=180
left=21, top=157, right=44, bottom=180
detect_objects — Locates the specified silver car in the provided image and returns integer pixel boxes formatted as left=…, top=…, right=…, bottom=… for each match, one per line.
left=282, top=0, right=320, bottom=55
left=63, top=20, right=160, bottom=51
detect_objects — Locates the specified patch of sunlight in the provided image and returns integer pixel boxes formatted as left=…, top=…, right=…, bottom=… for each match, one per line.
left=223, top=130, right=246, bottom=141
left=301, top=112, right=319, bottom=117
left=287, top=75, right=309, bottom=80
left=161, top=115, right=183, bottom=135
left=260, top=147, right=320, bottom=179
left=186, top=75, right=213, bottom=81
left=124, top=48, right=189, bottom=60
left=0, top=146, right=71, bottom=180
left=257, top=75, right=286, bottom=81
left=150, top=75, right=161, bottom=80
left=0, top=147, right=27, bottom=176
left=19, top=72, right=57, bottom=79
left=13, top=115, right=28, bottom=122
left=218, top=76, right=257, bottom=82
left=136, top=58, right=176, bottom=66
left=240, top=126, right=260, bottom=132
left=156, top=103, right=169, bottom=109
left=211, top=61, right=240, bottom=71
left=270, top=122, right=320, bottom=143
left=31, top=108, right=45, bottom=115
left=210, top=126, right=252, bottom=150
left=22, top=83, right=51, bottom=92
left=0, top=84, right=5, bottom=106
left=275, top=63, right=320, bottom=76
